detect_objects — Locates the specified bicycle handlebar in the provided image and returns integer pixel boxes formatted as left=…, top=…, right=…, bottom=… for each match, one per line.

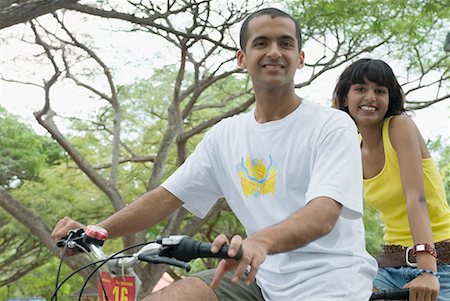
left=57, top=227, right=242, bottom=273
left=369, top=288, right=409, bottom=300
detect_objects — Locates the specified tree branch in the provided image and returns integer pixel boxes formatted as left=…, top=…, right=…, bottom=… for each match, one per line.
left=0, top=0, right=78, bottom=29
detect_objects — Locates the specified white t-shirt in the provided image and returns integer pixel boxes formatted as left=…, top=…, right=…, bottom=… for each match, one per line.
left=162, top=101, right=377, bottom=300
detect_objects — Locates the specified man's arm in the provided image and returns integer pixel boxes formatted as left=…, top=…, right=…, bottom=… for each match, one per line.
left=249, top=196, right=342, bottom=253
left=51, top=186, right=183, bottom=241
left=211, top=196, right=342, bottom=287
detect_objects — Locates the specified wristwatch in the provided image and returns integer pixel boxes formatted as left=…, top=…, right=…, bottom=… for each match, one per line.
left=85, top=224, right=109, bottom=242
left=412, top=243, right=437, bottom=258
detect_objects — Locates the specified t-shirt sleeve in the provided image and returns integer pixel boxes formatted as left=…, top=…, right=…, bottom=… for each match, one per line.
left=305, top=113, right=363, bottom=219
left=161, top=129, right=223, bottom=218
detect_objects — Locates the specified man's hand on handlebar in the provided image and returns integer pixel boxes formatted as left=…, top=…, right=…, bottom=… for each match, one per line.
left=210, top=234, right=267, bottom=288
left=51, top=217, right=86, bottom=256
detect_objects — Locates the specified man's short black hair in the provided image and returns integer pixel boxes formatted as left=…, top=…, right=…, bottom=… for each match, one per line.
left=239, top=7, right=302, bottom=52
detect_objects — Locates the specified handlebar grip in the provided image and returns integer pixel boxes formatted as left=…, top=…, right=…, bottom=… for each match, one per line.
left=369, top=288, right=409, bottom=300
left=172, top=236, right=243, bottom=262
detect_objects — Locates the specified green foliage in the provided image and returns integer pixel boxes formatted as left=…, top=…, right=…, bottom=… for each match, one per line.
left=363, top=205, right=384, bottom=256
left=12, top=164, right=113, bottom=225
left=0, top=257, right=85, bottom=301
left=117, top=66, right=177, bottom=152
left=290, top=0, right=449, bottom=48
left=0, top=112, right=114, bottom=292
left=117, top=64, right=251, bottom=146
left=0, top=162, right=113, bottom=292
left=0, top=107, right=63, bottom=188
left=428, top=136, right=450, bottom=203
left=289, top=0, right=450, bottom=79
left=0, top=210, right=53, bottom=287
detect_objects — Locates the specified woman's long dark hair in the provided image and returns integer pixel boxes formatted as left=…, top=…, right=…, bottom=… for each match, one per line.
left=332, top=58, right=407, bottom=117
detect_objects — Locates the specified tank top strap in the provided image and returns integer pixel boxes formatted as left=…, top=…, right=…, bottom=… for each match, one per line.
left=382, top=117, right=395, bottom=156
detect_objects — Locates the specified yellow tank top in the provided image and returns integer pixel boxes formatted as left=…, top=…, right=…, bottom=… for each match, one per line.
left=363, top=117, right=450, bottom=246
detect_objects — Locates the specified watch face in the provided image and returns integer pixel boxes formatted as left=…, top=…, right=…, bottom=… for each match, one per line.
left=416, top=244, right=426, bottom=252
left=85, top=225, right=109, bottom=241
left=413, top=243, right=437, bottom=257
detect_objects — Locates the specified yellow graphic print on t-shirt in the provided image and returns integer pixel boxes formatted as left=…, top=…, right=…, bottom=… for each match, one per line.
left=238, top=155, right=277, bottom=197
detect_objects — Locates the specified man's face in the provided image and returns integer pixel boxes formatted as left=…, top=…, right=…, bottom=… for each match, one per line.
left=237, top=15, right=304, bottom=90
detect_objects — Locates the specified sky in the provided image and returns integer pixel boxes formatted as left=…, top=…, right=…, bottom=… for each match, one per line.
left=0, top=9, right=449, bottom=142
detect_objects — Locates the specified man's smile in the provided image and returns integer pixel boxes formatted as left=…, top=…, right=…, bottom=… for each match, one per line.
left=261, top=63, right=285, bottom=72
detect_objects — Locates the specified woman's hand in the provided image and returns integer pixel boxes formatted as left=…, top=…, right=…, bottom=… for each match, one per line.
left=404, top=272, right=440, bottom=301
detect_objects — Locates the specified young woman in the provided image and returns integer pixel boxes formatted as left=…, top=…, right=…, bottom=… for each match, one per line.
left=332, top=58, right=450, bottom=301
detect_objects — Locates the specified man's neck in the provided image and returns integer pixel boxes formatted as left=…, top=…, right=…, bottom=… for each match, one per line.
left=253, top=89, right=302, bottom=123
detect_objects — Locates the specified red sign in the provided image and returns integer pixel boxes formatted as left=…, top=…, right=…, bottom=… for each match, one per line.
left=98, top=271, right=136, bottom=301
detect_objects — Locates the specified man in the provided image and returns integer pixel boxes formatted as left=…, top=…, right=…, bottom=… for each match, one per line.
left=52, top=8, right=377, bottom=300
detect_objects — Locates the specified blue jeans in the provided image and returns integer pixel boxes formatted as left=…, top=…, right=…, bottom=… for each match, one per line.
left=373, top=265, right=450, bottom=301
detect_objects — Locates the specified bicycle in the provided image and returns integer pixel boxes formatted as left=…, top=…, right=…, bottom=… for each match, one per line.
left=369, top=288, right=409, bottom=300
left=53, top=225, right=242, bottom=301
left=54, top=225, right=410, bottom=301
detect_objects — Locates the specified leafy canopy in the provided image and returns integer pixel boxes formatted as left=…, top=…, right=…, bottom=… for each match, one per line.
left=0, top=107, right=63, bottom=188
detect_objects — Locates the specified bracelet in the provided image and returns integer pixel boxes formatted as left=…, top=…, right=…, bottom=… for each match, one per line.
left=416, top=269, right=440, bottom=279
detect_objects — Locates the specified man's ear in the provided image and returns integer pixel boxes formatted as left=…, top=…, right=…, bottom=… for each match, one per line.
left=297, top=50, right=305, bottom=69
left=236, top=49, right=246, bottom=69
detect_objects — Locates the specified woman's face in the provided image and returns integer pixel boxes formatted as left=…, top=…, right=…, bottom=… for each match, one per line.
left=345, top=79, right=389, bottom=127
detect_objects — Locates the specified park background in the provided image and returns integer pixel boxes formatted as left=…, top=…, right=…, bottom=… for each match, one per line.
left=0, top=0, right=449, bottom=300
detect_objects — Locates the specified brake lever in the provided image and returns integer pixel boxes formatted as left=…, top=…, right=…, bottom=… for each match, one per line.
left=56, top=229, right=90, bottom=252
left=138, top=253, right=191, bottom=272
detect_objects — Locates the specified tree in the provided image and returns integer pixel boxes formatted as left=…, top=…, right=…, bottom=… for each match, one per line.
left=0, top=108, right=58, bottom=285
left=0, top=0, right=449, bottom=296
left=0, top=109, right=99, bottom=290
left=289, top=0, right=449, bottom=109
left=1, top=0, right=259, bottom=296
